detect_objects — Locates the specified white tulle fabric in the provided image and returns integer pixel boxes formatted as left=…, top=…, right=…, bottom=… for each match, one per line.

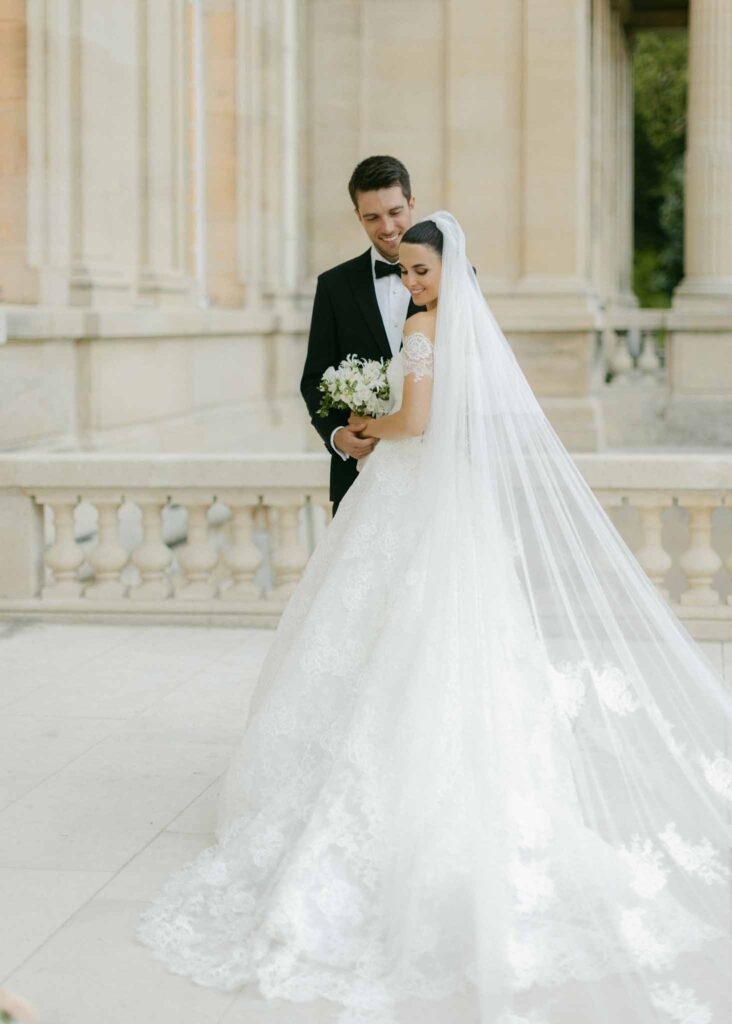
left=137, top=213, right=732, bottom=1024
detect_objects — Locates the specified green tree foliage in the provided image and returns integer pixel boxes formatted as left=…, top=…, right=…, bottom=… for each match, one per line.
left=633, top=30, right=688, bottom=307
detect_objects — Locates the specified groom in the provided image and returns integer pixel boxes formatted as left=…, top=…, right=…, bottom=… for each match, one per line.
left=300, top=155, right=425, bottom=515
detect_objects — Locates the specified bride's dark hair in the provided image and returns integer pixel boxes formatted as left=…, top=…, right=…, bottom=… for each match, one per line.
left=401, top=220, right=443, bottom=256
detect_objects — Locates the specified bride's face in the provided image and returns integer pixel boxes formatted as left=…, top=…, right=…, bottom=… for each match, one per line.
left=398, top=243, right=441, bottom=309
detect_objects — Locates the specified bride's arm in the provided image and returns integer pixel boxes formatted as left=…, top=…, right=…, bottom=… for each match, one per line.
left=351, top=321, right=435, bottom=440
left=355, top=375, right=432, bottom=439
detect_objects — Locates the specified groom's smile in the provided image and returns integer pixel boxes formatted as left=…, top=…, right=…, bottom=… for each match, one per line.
left=354, top=184, right=416, bottom=262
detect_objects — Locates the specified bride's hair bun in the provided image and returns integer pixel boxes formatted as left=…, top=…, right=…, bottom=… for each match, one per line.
left=401, top=219, right=444, bottom=257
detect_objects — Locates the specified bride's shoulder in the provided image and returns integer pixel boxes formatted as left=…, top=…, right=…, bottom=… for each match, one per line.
left=403, top=311, right=436, bottom=344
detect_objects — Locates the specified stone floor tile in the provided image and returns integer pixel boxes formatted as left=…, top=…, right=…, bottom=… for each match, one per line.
left=0, top=714, right=125, bottom=811
left=0, top=744, right=225, bottom=870
left=2, top=899, right=237, bottom=1024
left=0, top=866, right=111, bottom=977
left=164, top=777, right=222, bottom=835
left=98, top=831, right=213, bottom=902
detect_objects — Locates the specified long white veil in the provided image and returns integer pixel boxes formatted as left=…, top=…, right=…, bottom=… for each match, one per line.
left=405, top=211, right=732, bottom=1022
left=138, top=209, right=732, bottom=1024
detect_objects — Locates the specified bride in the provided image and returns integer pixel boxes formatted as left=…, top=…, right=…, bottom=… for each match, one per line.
left=137, top=213, right=732, bottom=1024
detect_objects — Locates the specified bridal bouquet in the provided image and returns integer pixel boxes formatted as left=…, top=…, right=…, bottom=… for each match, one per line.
left=0, top=987, right=36, bottom=1023
left=317, top=355, right=391, bottom=419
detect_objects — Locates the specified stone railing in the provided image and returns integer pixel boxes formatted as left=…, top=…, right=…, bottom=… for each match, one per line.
left=0, top=455, right=331, bottom=626
left=1, top=453, right=732, bottom=638
left=601, top=308, right=667, bottom=387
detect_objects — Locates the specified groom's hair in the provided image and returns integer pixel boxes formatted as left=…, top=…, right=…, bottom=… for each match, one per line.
left=348, top=156, right=412, bottom=209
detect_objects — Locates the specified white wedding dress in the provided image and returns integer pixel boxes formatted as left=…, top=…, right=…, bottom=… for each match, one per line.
left=138, top=214, right=732, bottom=1024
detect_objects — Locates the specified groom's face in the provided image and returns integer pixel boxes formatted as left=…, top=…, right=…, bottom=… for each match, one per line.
left=354, top=186, right=415, bottom=262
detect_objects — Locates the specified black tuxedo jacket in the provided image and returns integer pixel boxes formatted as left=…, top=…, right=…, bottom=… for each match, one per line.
left=301, top=249, right=424, bottom=507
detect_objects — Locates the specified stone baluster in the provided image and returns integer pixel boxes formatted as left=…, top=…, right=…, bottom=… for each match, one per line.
left=269, top=496, right=308, bottom=600
left=42, top=498, right=84, bottom=599
left=176, top=500, right=219, bottom=600
left=84, top=499, right=129, bottom=599
left=637, top=330, right=662, bottom=380
left=307, top=496, right=333, bottom=548
left=596, top=491, right=622, bottom=517
left=609, top=330, right=633, bottom=383
left=634, top=497, right=673, bottom=599
left=129, top=497, right=173, bottom=601
left=679, top=498, right=722, bottom=606
left=0, top=492, right=45, bottom=599
left=221, top=499, right=263, bottom=601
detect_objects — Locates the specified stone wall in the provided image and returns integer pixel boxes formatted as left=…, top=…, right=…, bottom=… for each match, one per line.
left=0, top=1, right=730, bottom=454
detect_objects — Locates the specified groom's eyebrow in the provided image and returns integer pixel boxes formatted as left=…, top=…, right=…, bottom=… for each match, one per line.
left=363, top=205, right=404, bottom=219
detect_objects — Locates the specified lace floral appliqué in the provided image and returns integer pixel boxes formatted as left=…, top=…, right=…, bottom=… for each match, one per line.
left=649, top=706, right=689, bottom=758
left=619, top=836, right=669, bottom=898
left=510, top=857, right=556, bottom=913
left=402, top=331, right=434, bottom=381
left=618, top=906, right=674, bottom=969
left=548, top=663, right=586, bottom=724
left=650, top=982, right=713, bottom=1024
left=659, top=822, right=730, bottom=885
left=699, top=752, right=732, bottom=800
left=592, top=664, right=641, bottom=715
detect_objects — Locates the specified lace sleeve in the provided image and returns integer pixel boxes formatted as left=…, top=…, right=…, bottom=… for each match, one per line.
left=402, top=331, right=435, bottom=382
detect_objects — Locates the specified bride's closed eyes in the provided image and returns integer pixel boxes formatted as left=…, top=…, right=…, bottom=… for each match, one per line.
left=398, top=240, right=442, bottom=310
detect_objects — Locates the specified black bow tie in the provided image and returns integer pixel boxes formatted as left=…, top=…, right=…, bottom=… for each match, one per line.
left=374, top=260, right=401, bottom=279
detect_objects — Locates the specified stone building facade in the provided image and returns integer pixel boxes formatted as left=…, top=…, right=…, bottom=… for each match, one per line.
left=0, top=0, right=730, bottom=454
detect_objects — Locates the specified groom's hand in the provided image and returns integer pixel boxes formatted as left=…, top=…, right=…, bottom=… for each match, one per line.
left=334, top=425, right=378, bottom=459
left=348, top=413, right=370, bottom=434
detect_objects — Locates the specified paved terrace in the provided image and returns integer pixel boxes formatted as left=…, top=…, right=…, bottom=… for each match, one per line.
left=1, top=620, right=732, bottom=1023
left=0, top=621, right=316, bottom=1024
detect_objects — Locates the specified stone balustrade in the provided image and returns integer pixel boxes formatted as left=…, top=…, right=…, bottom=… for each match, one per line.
left=0, top=454, right=331, bottom=626
left=602, top=308, right=667, bottom=387
left=1, top=452, right=732, bottom=638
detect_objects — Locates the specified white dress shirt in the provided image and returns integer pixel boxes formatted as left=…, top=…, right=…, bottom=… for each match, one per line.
left=331, top=247, right=411, bottom=460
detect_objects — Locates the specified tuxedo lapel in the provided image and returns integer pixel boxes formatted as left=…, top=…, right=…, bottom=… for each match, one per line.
left=348, top=250, right=393, bottom=361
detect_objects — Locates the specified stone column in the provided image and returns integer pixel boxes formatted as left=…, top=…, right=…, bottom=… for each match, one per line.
left=302, top=0, right=361, bottom=280
left=27, top=0, right=140, bottom=307
left=69, top=0, right=140, bottom=307
left=592, top=0, right=634, bottom=309
left=259, top=0, right=303, bottom=311
left=504, top=0, right=602, bottom=450
left=444, top=0, right=523, bottom=290
left=518, top=0, right=593, bottom=304
left=613, top=11, right=634, bottom=305
left=674, top=0, right=732, bottom=307
left=668, top=0, right=732, bottom=440
left=26, top=0, right=76, bottom=306
left=201, top=0, right=245, bottom=308
left=235, top=0, right=265, bottom=308
left=137, top=0, right=194, bottom=307
left=0, top=1, right=37, bottom=303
